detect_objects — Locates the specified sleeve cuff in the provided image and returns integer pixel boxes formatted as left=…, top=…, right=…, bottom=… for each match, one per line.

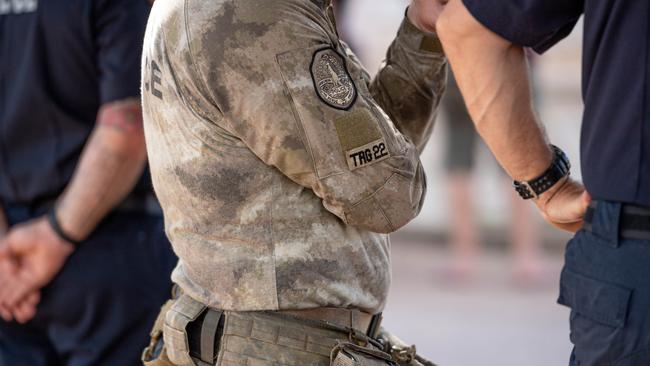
left=100, top=81, right=141, bottom=105
left=396, top=15, right=445, bottom=55
left=461, top=0, right=579, bottom=54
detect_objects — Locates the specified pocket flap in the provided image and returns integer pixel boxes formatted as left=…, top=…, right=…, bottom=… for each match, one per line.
left=163, top=295, right=207, bottom=366
left=557, top=268, right=631, bottom=328
left=165, top=294, right=207, bottom=330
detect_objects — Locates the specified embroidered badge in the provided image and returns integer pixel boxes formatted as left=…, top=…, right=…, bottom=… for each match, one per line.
left=310, top=48, right=357, bottom=110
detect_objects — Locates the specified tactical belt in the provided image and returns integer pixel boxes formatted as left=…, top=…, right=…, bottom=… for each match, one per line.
left=280, top=307, right=381, bottom=337
left=185, top=306, right=382, bottom=366
left=584, top=202, right=650, bottom=240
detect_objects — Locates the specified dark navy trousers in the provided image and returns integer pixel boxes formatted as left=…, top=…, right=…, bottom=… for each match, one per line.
left=0, top=206, right=177, bottom=366
left=559, top=201, right=650, bottom=365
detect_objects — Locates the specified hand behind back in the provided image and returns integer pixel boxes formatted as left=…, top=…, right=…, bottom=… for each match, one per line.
left=0, top=216, right=74, bottom=323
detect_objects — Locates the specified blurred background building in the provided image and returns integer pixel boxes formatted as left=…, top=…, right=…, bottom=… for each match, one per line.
left=335, top=1, right=585, bottom=365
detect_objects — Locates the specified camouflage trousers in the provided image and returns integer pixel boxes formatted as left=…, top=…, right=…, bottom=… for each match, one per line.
left=142, top=295, right=435, bottom=366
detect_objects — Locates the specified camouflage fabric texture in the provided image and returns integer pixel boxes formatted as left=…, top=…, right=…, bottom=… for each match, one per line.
left=158, top=294, right=392, bottom=366
left=141, top=0, right=447, bottom=313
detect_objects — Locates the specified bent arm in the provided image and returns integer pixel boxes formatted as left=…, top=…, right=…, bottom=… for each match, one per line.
left=437, top=0, right=590, bottom=231
left=369, top=17, right=447, bottom=152
left=437, top=0, right=553, bottom=181
left=181, top=4, right=440, bottom=233
left=56, top=99, right=147, bottom=241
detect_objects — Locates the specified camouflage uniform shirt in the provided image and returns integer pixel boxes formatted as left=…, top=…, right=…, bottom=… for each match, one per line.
left=141, top=0, right=447, bottom=313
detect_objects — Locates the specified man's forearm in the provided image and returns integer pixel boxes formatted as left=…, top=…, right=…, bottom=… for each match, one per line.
left=369, top=16, right=447, bottom=152
left=56, top=98, right=147, bottom=241
left=437, top=0, right=590, bottom=233
left=437, top=0, right=552, bottom=181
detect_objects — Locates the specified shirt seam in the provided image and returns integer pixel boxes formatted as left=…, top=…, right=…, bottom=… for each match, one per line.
left=374, top=196, right=396, bottom=232
left=158, top=8, right=222, bottom=154
left=183, top=0, right=226, bottom=120
left=344, top=172, right=397, bottom=231
left=636, top=3, right=650, bottom=200
left=275, top=50, right=322, bottom=180
left=270, top=174, right=280, bottom=311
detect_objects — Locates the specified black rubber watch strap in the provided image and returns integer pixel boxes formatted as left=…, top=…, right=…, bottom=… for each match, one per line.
left=47, top=208, right=83, bottom=247
left=513, top=145, right=571, bottom=199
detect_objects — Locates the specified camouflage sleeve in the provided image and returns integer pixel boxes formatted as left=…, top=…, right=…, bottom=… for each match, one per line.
left=368, top=18, right=447, bottom=153
left=182, top=1, right=431, bottom=233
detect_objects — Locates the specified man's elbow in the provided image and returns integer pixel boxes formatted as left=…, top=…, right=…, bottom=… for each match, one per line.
left=344, top=166, right=426, bottom=234
left=345, top=198, right=422, bottom=234
left=96, top=99, right=148, bottom=160
left=437, top=0, right=511, bottom=54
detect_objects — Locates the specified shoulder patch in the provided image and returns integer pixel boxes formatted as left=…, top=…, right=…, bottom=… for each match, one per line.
left=334, top=110, right=390, bottom=171
left=310, top=48, right=357, bottom=110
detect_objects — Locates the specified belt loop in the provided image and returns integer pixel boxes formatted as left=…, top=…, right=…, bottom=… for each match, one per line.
left=200, top=309, right=223, bottom=364
left=367, top=313, right=382, bottom=338
left=347, top=310, right=355, bottom=342
left=590, top=201, right=622, bottom=248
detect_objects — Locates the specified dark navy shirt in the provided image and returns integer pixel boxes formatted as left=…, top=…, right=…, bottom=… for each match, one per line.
left=0, top=0, right=150, bottom=205
left=463, top=0, right=650, bottom=206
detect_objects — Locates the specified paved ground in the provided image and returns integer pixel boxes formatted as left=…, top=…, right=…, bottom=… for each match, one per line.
left=382, top=233, right=572, bottom=366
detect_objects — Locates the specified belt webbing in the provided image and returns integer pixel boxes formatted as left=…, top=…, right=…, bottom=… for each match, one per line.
left=199, top=310, right=223, bottom=364
left=584, top=203, right=650, bottom=240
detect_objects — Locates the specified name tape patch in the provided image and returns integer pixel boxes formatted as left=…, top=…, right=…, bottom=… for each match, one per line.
left=346, top=139, right=390, bottom=171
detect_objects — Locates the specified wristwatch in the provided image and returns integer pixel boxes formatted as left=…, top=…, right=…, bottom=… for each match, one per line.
left=513, top=145, right=570, bottom=199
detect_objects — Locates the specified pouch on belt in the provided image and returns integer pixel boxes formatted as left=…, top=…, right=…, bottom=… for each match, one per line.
left=376, top=328, right=437, bottom=366
left=163, top=294, right=208, bottom=366
left=143, top=295, right=436, bottom=366
left=142, top=299, right=176, bottom=366
left=331, top=341, right=397, bottom=366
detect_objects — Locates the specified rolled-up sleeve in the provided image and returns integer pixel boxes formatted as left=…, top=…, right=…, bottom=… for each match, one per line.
left=462, top=0, right=584, bottom=53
